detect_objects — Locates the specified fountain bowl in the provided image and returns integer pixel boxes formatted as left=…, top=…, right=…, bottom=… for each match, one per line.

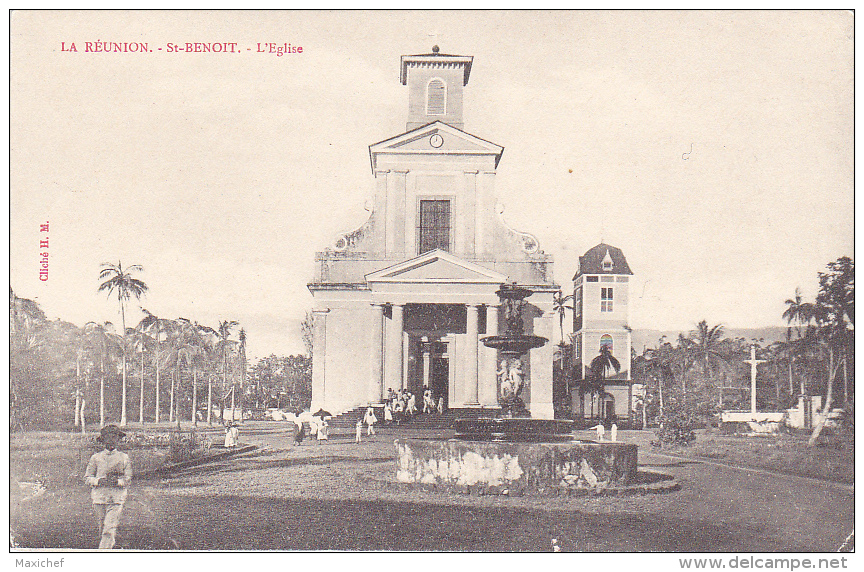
left=454, top=417, right=574, bottom=442
left=481, top=334, right=548, bottom=354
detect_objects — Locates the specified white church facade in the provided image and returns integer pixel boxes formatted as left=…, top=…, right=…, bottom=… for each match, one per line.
left=307, top=48, right=559, bottom=419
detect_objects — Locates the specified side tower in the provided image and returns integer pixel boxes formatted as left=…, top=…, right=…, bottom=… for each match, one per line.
left=307, top=48, right=558, bottom=419
left=572, top=243, right=633, bottom=422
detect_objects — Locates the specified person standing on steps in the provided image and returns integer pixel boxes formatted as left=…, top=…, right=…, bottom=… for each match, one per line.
left=84, top=425, right=132, bottom=549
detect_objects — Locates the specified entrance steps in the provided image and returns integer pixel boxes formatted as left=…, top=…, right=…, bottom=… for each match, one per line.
left=327, top=406, right=499, bottom=430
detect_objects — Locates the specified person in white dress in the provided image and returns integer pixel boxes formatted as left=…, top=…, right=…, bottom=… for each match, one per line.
left=224, top=421, right=237, bottom=448
left=364, top=407, right=378, bottom=436
left=316, top=419, right=329, bottom=442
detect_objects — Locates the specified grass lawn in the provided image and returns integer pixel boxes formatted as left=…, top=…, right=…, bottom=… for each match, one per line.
left=658, top=429, right=854, bottom=484
left=10, top=423, right=855, bottom=552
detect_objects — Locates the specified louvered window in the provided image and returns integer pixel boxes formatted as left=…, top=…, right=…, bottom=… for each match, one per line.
left=419, top=200, right=450, bottom=254
left=427, top=79, right=446, bottom=115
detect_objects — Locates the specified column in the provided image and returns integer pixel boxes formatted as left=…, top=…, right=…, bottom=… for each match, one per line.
left=530, top=308, right=555, bottom=419
left=465, top=304, right=480, bottom=405
left=310, top=309, right=329, bottom=411
left=369, top=304, right=385, bottom=403
left=373, top=171, right=389, bottom=255
left=385, top=304, right=404, bottom=396
left=478, top=171, right=496, bottom=256
left=422, top=338, right=431, bottom=388
left=462, top=170, right=478, bottom=257
left=386, top=170, right=408, bottom=257
left=480, top=304, right=499, bottom=406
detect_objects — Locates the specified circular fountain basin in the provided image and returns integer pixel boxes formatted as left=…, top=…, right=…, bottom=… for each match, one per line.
left=454, top=417, right=574, bottom=442
left=395, top=437, right=638, bottom=495
left=481, top=334, right=547, bottom=354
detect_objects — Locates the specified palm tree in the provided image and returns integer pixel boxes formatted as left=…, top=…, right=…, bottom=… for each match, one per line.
left=238, top=328, right=247, bottom=421
left=84, top=321, right=119, bottom=427
left=131, top=325, right=152, bottom=424
left=138, top=310, right=174, bottom=423
left=783, top=288, right=814, bottom=338
left=98, top=261, right=148, bottom=426
left=551, top=291, right=574, bottom=344
left=175, top=319, right=216, bottom=427
left=587, top=345, right=620, bottom=419
left=688, top=321, right=732, bottom=407
left=216, top=320, right=238, bottom=423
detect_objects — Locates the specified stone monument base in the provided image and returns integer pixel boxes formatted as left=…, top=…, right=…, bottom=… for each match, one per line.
left=720, top=411, right=785, bottom=436
left=395, top=438, right=637, bottom=495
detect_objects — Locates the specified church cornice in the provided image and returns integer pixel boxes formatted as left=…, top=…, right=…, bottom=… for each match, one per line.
left=400, top=54, right=473, bottom=86
left=368, top=121, right=503, bottom=174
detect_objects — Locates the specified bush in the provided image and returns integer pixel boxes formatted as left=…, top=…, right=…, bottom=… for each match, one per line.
left=168, top=430, right=212, bottom=463
left=655, top=406, right=697, bottom=446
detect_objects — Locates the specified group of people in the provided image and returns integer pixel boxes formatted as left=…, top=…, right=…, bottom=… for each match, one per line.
left=381, top=386, right=444, bottom=426
left=289, top=415, right=329, bottom=445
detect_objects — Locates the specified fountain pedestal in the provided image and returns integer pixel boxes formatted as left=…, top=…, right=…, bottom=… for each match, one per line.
left=395, top=284, right=639, bottom=495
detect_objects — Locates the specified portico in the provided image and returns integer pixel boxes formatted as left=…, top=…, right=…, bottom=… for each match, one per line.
left=365, top=249, right=506, bottom=409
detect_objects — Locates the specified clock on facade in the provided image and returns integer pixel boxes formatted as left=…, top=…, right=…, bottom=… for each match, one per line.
left=429, top=134, right=444, bottom=148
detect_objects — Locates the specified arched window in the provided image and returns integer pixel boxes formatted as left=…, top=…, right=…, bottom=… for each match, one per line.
left=600, top=334, right=613, bottom=352
left=426, top=79, right=446, bottom=115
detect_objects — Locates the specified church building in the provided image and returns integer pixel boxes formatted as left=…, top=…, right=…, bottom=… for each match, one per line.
left=308, top=48, right=559, bottom=418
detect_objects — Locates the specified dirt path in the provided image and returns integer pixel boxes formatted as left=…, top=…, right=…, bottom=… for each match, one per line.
left=10, top=423, right=854, bottom=551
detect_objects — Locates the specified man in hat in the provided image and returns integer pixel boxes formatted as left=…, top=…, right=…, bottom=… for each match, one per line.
left=84, top=425, right=132, bottom=549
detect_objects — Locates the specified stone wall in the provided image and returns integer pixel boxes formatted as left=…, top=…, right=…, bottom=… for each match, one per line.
left=396, top=438, right=637, bottom=495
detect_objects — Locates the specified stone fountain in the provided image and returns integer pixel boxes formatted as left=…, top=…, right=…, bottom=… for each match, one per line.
left=395, top=284, right=638, bottom=495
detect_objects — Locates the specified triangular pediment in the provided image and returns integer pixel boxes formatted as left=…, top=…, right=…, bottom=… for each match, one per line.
left=366, top=250, right=507, bottom=284
left=369, top=122, right=503, bottom=172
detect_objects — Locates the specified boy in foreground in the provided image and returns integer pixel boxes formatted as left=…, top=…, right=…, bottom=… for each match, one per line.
left=84, top=424, right=132, bottom=549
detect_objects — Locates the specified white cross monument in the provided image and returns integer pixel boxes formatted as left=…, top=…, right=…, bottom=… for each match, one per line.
left=743, top=344, right=765, bottom=414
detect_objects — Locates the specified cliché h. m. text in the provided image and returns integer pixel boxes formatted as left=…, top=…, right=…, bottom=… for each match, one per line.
left=60, top=41, right=303, bottom=57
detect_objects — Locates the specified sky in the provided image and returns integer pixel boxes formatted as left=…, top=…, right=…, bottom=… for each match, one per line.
left=9, top=10, right=853, bottom=361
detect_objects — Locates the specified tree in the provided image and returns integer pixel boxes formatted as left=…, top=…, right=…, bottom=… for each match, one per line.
left=98, top=261, right=148, bottom=426
left=131, top=325, right=152, bottom=424
left=808, top=257, right=854, bottom=445
left=84, top=321, right=120, bottom=427
left=177, top=318, right=216, bottom=427
left=238, top=328, right=247, bottom=419
left=551, top=291, right=574, bottom=344
left=687, top=321, right=732, bottom=409
left=301, top=312, right=314, bottom=357
left=138, top=310, right=174, bottom=423
left=9, top=289, right=47, bottom=431
left=216, top=320, right=239, bottom=423
left=586, top=345, right=620, bottom=419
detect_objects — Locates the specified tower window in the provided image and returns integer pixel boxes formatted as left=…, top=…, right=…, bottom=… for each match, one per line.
left=419, top=199, right=451, bottom=254
left=426, top=79, right=446, bottom=115
left=574, top=287, right=582, bottom=317
left=602, top=249, right=614, bottom=271
left=600, top=334, right=613, bottom=352
left=601, top=288, right=613, bottom=312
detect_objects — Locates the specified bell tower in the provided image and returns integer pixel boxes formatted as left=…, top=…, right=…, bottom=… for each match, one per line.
left=401, top=46, right=473, bottom=131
